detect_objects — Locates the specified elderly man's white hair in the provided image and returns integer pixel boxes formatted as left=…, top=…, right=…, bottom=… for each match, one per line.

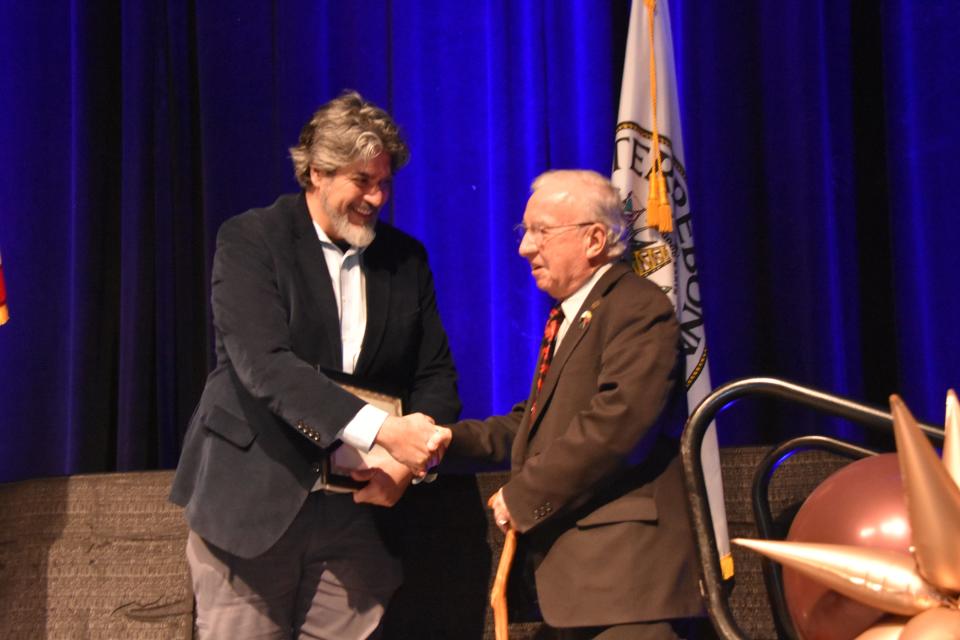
left=530, top=169, right=628, bottom=259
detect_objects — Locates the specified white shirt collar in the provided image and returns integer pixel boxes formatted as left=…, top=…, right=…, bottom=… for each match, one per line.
left=556, top=262, right=613, bottom=347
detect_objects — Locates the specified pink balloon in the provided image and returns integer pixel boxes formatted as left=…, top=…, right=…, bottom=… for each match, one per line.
left=784, top=453, right=911, bottom=640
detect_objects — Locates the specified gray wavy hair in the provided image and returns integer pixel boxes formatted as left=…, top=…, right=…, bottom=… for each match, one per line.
left=530, top=169, right=628, bottom=258
left=289, top=90, right=410, bottom=188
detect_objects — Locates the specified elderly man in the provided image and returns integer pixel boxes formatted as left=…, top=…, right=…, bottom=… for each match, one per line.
left=447, top=170, right=702, bottom=639
left=170, top=91, right=459, bottom=639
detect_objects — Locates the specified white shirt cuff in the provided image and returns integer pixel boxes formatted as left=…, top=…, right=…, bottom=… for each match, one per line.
left=338, top=404, right=389, bottom=452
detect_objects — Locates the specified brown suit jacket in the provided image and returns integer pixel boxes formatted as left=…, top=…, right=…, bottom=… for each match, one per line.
left=449, top=261, right=702, bottom=627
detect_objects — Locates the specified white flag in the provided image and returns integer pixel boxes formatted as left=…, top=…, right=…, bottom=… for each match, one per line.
left=611, top=0, right=732, bottom=578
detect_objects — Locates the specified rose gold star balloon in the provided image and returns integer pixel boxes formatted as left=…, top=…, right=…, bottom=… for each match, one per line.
left=943, top=390, right=960, bottom=487
left=733, top=391, right=960, bottom=640
left=733, top=539, right=950, bottom=616
left=890, top=394, right=960, bottom=592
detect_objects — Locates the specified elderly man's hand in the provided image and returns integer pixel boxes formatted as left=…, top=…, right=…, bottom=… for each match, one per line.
left=374, top=413, right=451, bottom=476
left=488, top=488, right=514, bottom=533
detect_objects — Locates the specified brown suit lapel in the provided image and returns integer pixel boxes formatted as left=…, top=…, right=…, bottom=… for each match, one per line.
left=515, top=262, right=632, bottom=453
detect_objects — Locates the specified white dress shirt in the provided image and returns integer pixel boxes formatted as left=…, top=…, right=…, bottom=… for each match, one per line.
left=313, top=221, right=387, bottom=454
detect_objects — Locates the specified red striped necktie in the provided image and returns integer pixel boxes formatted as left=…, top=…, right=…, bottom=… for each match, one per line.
left=529, top=304, right=564, bottom=418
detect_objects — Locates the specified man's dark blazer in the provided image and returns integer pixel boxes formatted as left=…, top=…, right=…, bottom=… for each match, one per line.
left=448, top=262, right=702, bottom=628
left=170, top=192, right=460, bottom=559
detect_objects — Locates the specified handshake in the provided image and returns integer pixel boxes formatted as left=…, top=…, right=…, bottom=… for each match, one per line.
left=374, top=412, right=452, bottom=477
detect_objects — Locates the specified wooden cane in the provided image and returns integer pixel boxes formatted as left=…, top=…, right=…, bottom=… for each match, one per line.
left=490, top=527, right=516, bottom=640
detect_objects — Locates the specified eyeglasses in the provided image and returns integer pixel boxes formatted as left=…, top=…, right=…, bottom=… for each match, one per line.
left=513, top=222, right=595, bottom=246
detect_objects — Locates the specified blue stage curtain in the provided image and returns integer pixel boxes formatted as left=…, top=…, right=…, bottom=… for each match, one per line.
left=881, top=0, right=960, bottom=425
left=672, top=0, right=960, bottom=441
left=1, top=1, right=959, bottom=482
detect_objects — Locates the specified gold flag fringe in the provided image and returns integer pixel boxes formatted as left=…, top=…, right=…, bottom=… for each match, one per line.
left=644, top=0, right=673, bottom=233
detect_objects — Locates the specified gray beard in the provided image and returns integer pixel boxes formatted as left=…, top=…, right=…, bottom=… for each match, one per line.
left=327, top=206, right=376, bottom=248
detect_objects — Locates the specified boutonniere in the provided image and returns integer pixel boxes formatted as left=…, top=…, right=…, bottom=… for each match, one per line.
left=578, top=301, right=601, bottom=329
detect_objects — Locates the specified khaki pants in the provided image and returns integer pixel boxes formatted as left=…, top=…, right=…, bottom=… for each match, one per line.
left=187, top=492, right=401, bottom=639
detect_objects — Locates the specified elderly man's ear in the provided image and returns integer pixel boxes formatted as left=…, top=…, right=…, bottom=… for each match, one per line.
left=584, top=223, right=608, bottom=259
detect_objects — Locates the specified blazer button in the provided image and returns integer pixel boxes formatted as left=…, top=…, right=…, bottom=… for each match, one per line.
left=311, top=462, right=322, bottom=473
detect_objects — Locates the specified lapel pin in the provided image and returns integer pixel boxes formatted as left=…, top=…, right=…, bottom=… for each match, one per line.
left=578, top=310, right=592, bottom=330
left=578, top=300, right=601, bottom=330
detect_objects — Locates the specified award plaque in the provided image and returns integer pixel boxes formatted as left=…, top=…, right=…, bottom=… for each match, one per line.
left=316, top=376, right=403, bottom=493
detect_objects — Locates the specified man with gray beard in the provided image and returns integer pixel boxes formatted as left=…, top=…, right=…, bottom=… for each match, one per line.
left=171, top=91, right=460, bottom=639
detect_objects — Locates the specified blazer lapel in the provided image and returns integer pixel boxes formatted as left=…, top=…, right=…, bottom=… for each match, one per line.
left=354, top=231, right=389, bottom=376
left=292, top=195, right=342, bottom=366
left=521, top=263, right=631, bottom=444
